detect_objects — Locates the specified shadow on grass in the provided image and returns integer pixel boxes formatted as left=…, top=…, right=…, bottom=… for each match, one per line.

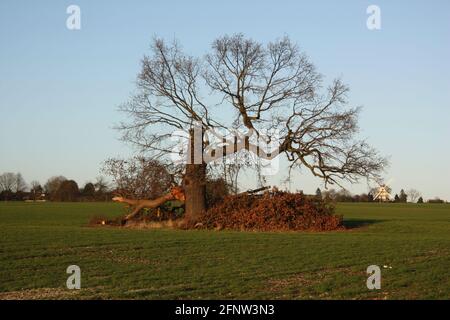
left=343, top=219, right=384, bottom=229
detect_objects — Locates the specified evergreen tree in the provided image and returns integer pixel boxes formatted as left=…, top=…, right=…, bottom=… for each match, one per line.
left=315, top=188, right=322, bottom=199
left=399, top=189, right=408, bottom=203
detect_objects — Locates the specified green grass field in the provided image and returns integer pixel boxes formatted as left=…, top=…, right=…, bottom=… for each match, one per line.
left=0, top=202, right=449, bottom=300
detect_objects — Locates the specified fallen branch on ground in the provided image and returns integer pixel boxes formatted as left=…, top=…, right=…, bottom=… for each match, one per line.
left=237, top=186, right=271, bottom=196
left=112, top=186, right=185, bottom=221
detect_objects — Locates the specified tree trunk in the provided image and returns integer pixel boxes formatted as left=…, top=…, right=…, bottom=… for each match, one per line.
left=184, top=163, right=206, bottom=221
left=184, top=127, right=206, bottom=221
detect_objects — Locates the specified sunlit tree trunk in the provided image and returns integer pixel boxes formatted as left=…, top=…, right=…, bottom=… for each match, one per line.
left=184, top=162, right=206, bottom=221
left=184, top=128, right=206, bottom=221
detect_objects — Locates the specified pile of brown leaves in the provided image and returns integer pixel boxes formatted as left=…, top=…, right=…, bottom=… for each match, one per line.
left=199, top=189, right=344, bottom=232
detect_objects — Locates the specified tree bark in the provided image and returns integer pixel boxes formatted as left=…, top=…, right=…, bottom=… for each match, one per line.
left=184, top=163, right=206, bottom=221
left=184, top=127, right=207, bottom=221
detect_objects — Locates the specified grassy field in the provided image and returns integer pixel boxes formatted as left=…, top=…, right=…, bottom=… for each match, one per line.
left=0, top=202, right=449, bottom=300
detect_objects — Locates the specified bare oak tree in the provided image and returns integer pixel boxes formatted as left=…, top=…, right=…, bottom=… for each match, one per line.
left=118, top=34, right=387, bottom=221
left=102, top=157, right=174, bottom=200
left=0, top=172, right=27, bottom=193
left=407, top=189, right=421, bottom=203
left=0, top=173, right=17, bottom=192
left=44, top=176, right=67, bottom=200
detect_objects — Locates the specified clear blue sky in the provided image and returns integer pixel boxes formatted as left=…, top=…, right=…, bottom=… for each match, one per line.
left=1, top=0, right=449, bottom=200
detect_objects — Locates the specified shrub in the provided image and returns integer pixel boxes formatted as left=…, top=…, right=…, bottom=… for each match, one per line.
left=199, top=189, right=343, bottom=232
left=54, top=180, right=80, bottom=202
left=428, top=198, right=444, bottom=204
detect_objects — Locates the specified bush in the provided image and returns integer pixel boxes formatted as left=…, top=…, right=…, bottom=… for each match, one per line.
left=428, top=198, right=444, bottom=204
left=199, top=189, right=343, bottom=232
left=54, top=180, right=80, bottom=202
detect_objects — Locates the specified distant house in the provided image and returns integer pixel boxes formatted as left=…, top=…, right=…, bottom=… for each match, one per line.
left=373, top=185, right=391, bottom=202
left=25, top=192, right=47, bottom=202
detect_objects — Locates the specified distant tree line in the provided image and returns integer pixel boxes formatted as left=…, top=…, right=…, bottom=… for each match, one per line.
left=0, top=172, right=111, bottom=202
left=0, top=171, right=447, bottom=204
left=0, top=172, right=27, bottom=201
left=314, top=187, right=446, bottom=204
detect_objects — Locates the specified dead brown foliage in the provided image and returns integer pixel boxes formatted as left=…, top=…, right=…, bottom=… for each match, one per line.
left=198, top=189, right=344, bottom=232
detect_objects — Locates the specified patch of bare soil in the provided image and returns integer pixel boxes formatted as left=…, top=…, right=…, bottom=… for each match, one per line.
left=123, top=219, right=185, bottom=229
left=88, top=213, right=187, bottom=230
left=0, top=288, right=81, bottom=300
